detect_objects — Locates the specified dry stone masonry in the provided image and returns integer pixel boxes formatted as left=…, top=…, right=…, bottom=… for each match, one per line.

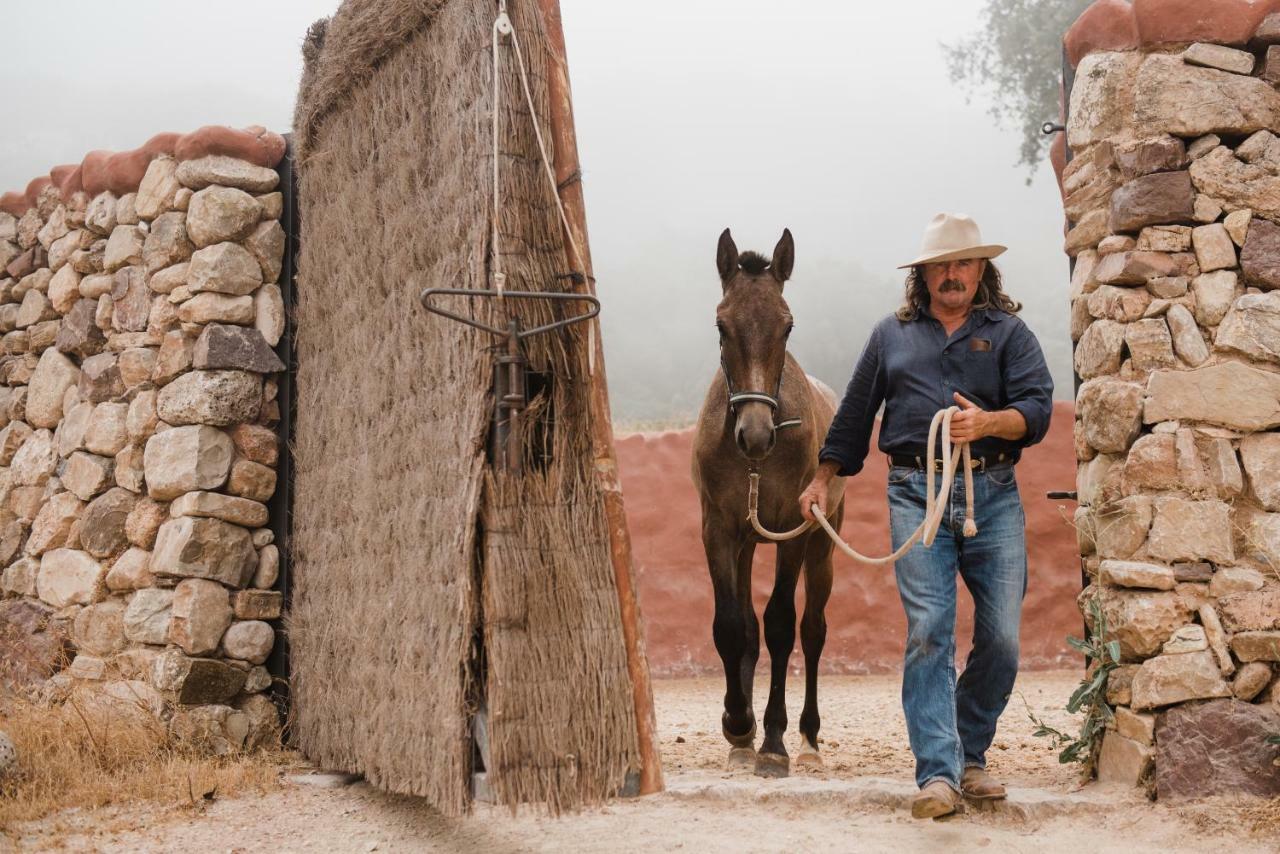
left=1061, top=2, right=1280, bottom=799
left=0, top=125, right=287, bottom=755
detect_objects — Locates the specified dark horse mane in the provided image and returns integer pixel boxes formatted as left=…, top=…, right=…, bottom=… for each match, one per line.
left=736, top=251, right=771, bottom=276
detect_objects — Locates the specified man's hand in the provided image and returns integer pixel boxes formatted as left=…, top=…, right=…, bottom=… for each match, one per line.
left=949, top=393, right=990, bottom=444
left=950, top=392, right=1029, bottom=443
left=799, top=461, right=840, bottom=521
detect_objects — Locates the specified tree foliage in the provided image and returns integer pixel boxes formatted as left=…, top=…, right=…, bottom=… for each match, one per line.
left=943, top=0, right=1093, bottom=176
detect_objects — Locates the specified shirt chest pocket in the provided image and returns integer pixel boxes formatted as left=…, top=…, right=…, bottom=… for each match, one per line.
left=960, top=350, right=1001, bottom=404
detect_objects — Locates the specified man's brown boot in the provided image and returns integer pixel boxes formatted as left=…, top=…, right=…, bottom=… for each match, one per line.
left=910, top=780, right=961, bottom=819
left=960, top=766, right=1007, bottom=800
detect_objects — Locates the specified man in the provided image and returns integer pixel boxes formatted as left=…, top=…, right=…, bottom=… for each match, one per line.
left=798, top=213, right=1053, bottom=819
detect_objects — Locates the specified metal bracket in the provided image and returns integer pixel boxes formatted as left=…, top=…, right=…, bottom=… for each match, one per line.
left=419, top=286, right=600, bottom=474
left=419, top=287, right=599, bottom=341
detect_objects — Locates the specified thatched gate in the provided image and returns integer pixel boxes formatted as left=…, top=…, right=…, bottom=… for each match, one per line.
left=288, top=0, right=658, bottom=814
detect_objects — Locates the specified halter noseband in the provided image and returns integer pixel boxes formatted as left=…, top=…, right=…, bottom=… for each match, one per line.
left=721, top=356, right=802, bottom=430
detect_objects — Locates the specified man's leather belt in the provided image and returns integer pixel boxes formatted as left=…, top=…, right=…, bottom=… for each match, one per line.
left=888, top=452, right=1013, bottom=472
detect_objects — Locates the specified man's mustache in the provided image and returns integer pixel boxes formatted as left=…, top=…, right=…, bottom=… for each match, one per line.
left=939, top=279, right=966, bottom=293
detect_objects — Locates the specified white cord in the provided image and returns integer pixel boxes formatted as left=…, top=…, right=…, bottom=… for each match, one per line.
left=491, top=1, right=597, bottom=373
left=491, top=7, right=510, bottom=301
left=748, top=407, right=978, bottom=563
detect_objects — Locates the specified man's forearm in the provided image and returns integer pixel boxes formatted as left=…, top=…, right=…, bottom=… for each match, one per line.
left=813, top=459, right=841, bottom=483
left=987, top=408, right=1027, bottom=441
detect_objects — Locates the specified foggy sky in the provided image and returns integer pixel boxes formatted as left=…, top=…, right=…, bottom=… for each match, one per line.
left=1, top=1, right=1072, bottom=422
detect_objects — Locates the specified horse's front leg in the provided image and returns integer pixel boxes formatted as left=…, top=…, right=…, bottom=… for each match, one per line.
left=756, top=538, right=805, bottom=778
left=797, top=507, right=839, bottom=770
left=703, top=526, right=756, bottom=760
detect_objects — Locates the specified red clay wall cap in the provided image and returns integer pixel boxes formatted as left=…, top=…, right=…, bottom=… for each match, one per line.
left=1066, top=0, right=1139, bottom=67
left=1066, top=0, right=1280, bottom=66
left=0, top=125, right=286, bottom=218
left=1134, top=0, right=1279, bottom=47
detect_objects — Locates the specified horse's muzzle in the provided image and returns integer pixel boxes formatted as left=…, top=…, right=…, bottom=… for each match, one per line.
left=734, top=418, right=776, bottom=461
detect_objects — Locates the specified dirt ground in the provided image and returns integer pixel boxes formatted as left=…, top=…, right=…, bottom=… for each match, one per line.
left=10, top=671, right=1278, bottom=853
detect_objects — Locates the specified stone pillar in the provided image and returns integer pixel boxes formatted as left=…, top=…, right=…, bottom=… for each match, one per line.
left=0, top=126, right=288, bottom=753
left=1061, top=2, right=1280, bottom=798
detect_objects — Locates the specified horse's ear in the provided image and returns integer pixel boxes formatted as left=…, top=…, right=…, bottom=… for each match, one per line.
left=771, top=229, right=795, bottom=283
left=716, top=228, right=738, bottom=282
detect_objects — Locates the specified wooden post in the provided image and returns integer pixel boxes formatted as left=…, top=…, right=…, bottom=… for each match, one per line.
left=534, top=0, right=664, bottom=796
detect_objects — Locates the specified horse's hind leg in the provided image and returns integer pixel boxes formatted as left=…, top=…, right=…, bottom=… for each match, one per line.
left=797, top=500, right=840, bottom=769
left=756, top=539, right=805, bottom=778
left=705, top=532, right=756, bottom=756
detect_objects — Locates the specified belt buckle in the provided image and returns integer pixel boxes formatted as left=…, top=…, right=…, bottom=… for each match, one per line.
left=934, top=456, right=985, bottom=472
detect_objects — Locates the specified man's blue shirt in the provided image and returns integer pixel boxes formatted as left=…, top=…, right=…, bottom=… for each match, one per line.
left=818, top=305, right=1054, bottom=477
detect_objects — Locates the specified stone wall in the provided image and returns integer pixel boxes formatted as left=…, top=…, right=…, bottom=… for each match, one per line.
left=0, top=125, right=288, bottom=753
left=1061, top=2, right=1280, bottom=798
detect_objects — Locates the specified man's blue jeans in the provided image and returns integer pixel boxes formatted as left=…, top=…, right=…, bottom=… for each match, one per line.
left=887, top=463, right=1028, bottom=792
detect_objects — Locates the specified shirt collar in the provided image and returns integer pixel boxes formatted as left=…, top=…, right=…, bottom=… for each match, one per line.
left=917, top=305, right=1007, bottom=324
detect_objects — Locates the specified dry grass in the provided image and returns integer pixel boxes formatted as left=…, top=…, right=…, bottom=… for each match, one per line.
left=1239, top=796, right=1280, bottom=834
left=1173, top=795, right=1280, bottom=838
left=0, top=692, right=286, bottom=836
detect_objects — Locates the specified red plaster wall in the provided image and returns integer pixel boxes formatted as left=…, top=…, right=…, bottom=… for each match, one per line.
left=618, top=401, right=1081, bottom=676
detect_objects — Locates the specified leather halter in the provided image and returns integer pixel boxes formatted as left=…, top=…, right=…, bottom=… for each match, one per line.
left=721, top=355, right=802, bottom=430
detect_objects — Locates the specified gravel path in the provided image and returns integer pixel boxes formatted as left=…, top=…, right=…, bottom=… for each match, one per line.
left=12, top=671, right=1275, bottom=853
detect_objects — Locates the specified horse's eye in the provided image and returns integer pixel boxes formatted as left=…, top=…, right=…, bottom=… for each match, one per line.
left=785, top=324, right=794, bottom=337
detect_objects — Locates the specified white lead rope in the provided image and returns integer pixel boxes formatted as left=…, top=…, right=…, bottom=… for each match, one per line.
left=491, top=1, right=597, bottom=373
left=747, top=407, right=978, bottom=564
left=491, top=8, right=510, bottom=300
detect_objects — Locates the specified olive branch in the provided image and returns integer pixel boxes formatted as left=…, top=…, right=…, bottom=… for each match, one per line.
left=1025, top=595, right=1122, bottom=777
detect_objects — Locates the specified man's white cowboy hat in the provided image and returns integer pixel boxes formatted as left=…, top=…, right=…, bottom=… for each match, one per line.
left=897, top=213, right=1007, bottom=268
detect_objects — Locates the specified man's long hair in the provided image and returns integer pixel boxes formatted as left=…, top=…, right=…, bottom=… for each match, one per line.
left=895, top=261, right=1022, bottom=321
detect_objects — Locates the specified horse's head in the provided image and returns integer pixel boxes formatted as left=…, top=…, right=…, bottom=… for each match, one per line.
left=714, top=227, right=795, bottom=462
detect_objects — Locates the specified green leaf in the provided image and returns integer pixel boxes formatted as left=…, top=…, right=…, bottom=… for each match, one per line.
left=1066, top=636, right=1095, bottom=656
left=1105, top=641, right=1122, bottom=664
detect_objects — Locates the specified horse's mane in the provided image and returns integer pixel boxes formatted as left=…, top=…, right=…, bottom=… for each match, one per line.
left=737, top=251, right=770, bottom=275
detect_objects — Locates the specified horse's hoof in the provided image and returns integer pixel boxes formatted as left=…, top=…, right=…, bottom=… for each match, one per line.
left=727, top=747, right=756, bottom=769
left=795, top=750, right=823, bottom=770
left=754, top=752, right=790, bottom=779
left=722, top=717, right=757, bottom=749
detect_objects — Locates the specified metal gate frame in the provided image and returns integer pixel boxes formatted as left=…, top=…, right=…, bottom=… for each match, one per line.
left=265, top=135, right=297, bottom=721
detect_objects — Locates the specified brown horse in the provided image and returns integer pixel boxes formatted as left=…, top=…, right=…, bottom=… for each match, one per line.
left=691, top=228, right=847, bottom=778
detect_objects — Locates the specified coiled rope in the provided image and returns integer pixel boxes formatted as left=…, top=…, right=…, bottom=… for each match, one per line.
left=747, top=406, right=978, bottom=564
